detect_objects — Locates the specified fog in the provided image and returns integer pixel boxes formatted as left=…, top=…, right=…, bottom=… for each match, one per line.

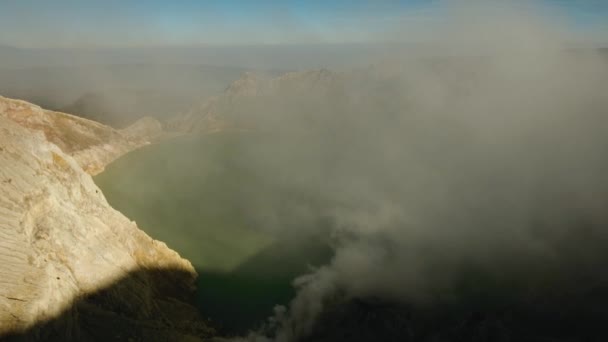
left=181, top=3, right=608, bottom=341
left=4, top=1, right=608, bottom=340
left=0, top=44, right=405, bottom=127
left=0, top=64, right=253, bottom=127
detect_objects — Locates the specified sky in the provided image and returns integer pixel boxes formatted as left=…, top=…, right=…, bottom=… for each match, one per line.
left=0, top=0, right=606, bottom=48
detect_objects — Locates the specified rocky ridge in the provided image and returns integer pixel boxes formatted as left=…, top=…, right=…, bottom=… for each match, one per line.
left=0, top=96, right=163, bottom=175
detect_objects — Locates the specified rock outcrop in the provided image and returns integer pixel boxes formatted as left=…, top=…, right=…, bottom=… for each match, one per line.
left=0, top=96, right=163, bottom=175
left=0, top=96, right=212, bottom=340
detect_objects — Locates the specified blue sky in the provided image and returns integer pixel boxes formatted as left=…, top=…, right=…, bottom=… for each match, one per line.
left=0, top=0, right=606, bottom=48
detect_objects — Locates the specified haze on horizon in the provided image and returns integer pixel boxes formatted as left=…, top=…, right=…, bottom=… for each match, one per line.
left=0, top=0, right=606, bottom=72
left=1, top=0, right=607, bottom=49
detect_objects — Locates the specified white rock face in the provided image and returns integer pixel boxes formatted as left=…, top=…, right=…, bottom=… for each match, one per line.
left=0, top=96, right=162, bottom=175
left=0, top=96, right=210, bottom=340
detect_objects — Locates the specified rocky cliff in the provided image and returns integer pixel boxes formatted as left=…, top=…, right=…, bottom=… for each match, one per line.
left=0, top=96, right=212, bottom=341
left=0, top=96, right=163, bottom=175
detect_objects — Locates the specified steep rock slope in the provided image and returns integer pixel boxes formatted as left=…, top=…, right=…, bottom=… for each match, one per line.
left=0, top=98, right=211, bottom=340
left=0, top=96, right=162, bottom=175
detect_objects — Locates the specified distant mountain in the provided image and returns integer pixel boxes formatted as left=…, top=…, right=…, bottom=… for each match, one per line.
left=167, top=68, right=348, bottom=133
left=172, top=47, right=608, bottom=134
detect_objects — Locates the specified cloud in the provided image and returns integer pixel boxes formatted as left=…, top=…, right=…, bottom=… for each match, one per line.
left=202, top=2, right=608, bottom=341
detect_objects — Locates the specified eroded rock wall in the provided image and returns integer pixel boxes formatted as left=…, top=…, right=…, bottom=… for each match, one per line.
left=0, top=97, right=211, bottom=340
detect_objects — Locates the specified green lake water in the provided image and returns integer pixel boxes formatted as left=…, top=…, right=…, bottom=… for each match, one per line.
left=94, top=132, right=333, bottom=333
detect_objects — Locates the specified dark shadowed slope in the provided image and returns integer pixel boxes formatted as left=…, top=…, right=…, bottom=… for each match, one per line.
left=2, top=267, right=215, bottom=342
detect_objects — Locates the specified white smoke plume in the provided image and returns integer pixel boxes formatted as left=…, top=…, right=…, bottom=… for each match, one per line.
left=213, top=2, right=608, bottom=341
